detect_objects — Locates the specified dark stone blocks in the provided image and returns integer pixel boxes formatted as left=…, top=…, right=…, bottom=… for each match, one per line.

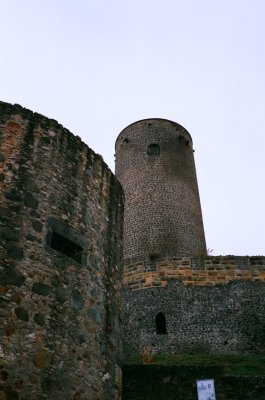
left=32, top=282, right=51, bottom=296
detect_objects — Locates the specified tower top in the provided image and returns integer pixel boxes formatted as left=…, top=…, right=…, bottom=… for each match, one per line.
left=115, top=118, right=193, bottom=150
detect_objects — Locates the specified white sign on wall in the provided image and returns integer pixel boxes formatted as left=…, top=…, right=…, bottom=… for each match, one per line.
left=196, top=379, right=216, bottom=400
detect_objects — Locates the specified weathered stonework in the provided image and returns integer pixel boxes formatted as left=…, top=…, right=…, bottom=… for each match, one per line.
left=1, top=105, right=264, bottom=399
left=115, top=119, right=206, bottom=262
left=123, top=256, right=265, bottom=290
left=122, top=256, right=265, bottom=356
left=115, top=119, right=265, bottom=360
left=0, top=102, right=124, bottom=400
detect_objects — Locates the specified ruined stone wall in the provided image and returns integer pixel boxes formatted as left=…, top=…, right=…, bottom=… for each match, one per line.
left=122, top=256, right=265, bottom=356
left=0, top=102, right=124, bottom=400
left=115, top=119, right=206, bottom=262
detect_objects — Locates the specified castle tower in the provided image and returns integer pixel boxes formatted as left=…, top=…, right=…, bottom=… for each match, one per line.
left=115, top=118, right=206, bottom=265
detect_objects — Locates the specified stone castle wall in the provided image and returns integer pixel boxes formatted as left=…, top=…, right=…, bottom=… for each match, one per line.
left=115, top=119, right=206, bottom=261
left=122, top=256, right=265, bottom=357
left=123, top=255, right=265, bottom=289
left=1, top=105, right=264, bottom=398
left=115, top=119, right=265, bottom=360
left=0, top=102, right=124, bottom=400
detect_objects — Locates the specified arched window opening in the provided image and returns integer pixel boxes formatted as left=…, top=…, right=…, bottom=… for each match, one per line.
left=147, top=143, right=160, bottom=156
left=155, top=312, right=167, bottom=334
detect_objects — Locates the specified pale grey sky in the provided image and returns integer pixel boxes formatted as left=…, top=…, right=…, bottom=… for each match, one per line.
left=1, top=0, right=264, bottom=255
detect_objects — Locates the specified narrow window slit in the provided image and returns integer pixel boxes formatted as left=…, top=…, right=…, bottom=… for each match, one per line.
left=50, top=231, right=83, bottom=263
left=156, top=312, right=167, bottom=334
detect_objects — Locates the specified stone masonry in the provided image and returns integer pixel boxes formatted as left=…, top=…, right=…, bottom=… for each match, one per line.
left=122, top=255, right=265, bottom=356
left=115, top=119, right=207, bottom=263
left=115, top=119, right=265, bottom=359
left=123, top=255, right=265, bottom=290
left=0, top=102, right=124, bottom=400
left=1, top=104, right=265, bottom=399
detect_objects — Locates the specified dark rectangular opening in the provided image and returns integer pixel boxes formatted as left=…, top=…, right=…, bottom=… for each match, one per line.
left=50, top=231, right=83, bottom=263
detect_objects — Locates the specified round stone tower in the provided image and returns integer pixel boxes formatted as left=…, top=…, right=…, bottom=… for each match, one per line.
left=115, top=118, right=206, bottom=265
left=116, top=119, right=265, bottom=359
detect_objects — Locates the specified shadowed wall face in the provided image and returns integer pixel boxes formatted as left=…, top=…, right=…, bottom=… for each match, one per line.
left=115, top=119, right=206, bottom=263
left=0, top=102, right=124, bottom=400
left=122, top=262, right=265, bottom=357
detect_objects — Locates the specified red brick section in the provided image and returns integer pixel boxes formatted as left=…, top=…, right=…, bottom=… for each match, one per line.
left=123, top=256, right=265, bottom=290
left=115, top=119, right=206, bottom=262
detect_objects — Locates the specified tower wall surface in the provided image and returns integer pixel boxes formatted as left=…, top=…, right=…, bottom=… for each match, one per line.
left=115, top=118, right=206, bottom=264
left=0, top=102, right=124, bottom=400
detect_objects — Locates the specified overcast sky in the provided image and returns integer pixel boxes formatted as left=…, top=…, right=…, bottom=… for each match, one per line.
left=1, top=0, right=264, bottom=256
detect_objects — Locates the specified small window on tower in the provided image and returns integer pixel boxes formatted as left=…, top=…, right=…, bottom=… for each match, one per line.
left=147, top=143, right=160, bottom=156
left=155, top=312, right=167, bottom=334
